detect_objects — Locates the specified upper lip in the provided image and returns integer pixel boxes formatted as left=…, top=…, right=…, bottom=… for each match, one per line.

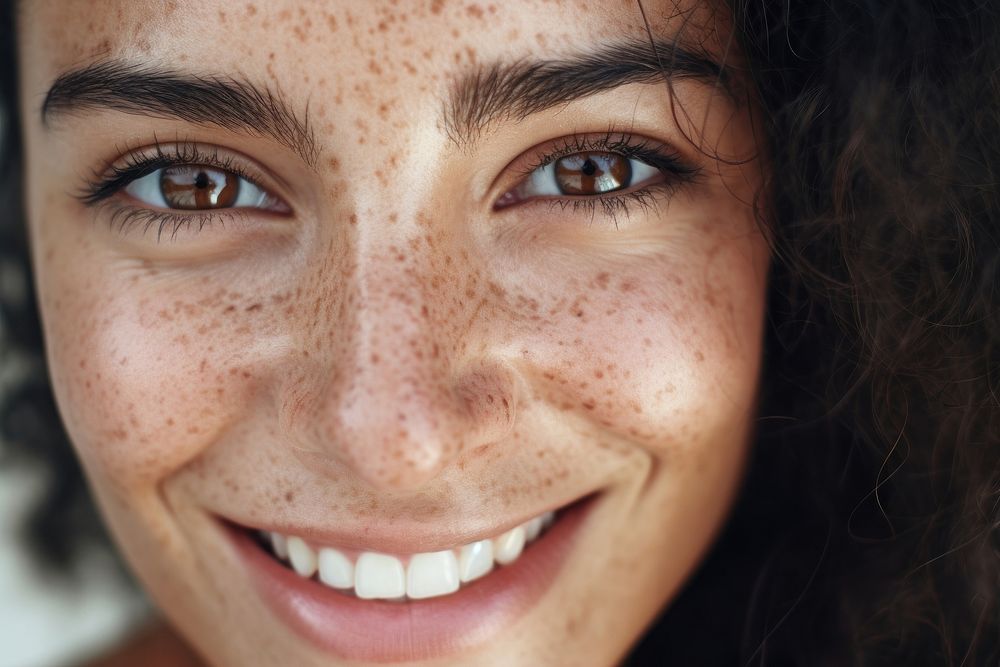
left=221, top=491, right=592, bottom=554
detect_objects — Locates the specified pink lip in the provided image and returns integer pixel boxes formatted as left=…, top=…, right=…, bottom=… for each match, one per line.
left=224, top=494, right=596, bottom=663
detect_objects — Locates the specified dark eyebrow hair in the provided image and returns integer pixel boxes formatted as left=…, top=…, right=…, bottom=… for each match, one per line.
left=41, top=61, right=319, bottom=167
left=443, top=38, right=736, bottom=146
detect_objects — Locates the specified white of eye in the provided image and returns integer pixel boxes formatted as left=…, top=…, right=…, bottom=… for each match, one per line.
left=520, top=155, right=660, bottom=198
left=124, top=167, right=273, bottom=209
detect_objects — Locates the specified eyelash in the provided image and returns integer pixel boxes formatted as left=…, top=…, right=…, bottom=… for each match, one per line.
left=79, top=133, right=700, bottom=242
left=79, top=142, right=277, bottom=242
left=511, top=131, right=701, bottom=225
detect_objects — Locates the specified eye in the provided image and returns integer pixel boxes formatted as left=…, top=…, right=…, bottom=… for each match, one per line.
left=124, top=165, right=280, bottom=211
left=497, top=151, right=662, bottom=207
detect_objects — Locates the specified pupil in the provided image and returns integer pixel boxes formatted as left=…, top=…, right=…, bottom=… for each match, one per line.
left=195, top=172, right=210, bottom=189
left=581, top=159, right=597, bottom=176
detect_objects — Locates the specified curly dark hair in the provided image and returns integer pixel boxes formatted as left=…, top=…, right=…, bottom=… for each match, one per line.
left=0, top=1, right=118, bottom=572
left=1, top=1, right=997, bottom=665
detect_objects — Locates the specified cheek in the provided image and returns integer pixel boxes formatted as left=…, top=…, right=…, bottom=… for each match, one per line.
left=501, top=244, right=765, bottom=455
left=36, top=241, right=274, bottom=489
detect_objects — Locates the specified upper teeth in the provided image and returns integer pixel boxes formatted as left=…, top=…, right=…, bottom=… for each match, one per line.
left=263, top=510, right=556, bottom=601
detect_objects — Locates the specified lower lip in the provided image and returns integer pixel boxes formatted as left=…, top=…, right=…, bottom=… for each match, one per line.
left=225, top=495, right=596, bottom=663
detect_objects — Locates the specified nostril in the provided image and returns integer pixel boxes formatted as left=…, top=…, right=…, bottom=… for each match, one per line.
left=454, top=363, right=518, bottom=438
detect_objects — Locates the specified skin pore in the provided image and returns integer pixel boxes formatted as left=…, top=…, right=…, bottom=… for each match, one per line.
left=19, top=1, right=768, bottom=665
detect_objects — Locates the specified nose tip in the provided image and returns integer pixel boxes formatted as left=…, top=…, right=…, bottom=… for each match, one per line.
left=289, top=358, right=518, bottom=493
left=332, top=380, right=465, bottom=490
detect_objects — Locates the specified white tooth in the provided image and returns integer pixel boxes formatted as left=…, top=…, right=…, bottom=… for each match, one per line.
left=523, top=517, right=543, bottom=542
left=406, top=551, right=460, bottom=600
left=270, top=532, right=289, bottom=560
left=318, top=548, right=354, bottom=589
left=493, top=526, right=526, bottom=565
left=458, top=540, right=494, bottom=583
left=541, top=511, right=556, bottom=529
left=286, top=537, right=317, bottom=578
left=355, top=552, right=406, bottom=600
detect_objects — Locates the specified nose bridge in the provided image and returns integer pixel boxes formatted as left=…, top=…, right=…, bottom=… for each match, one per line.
left=351, top=236, right=456, bottom=450
left=305, top=217, right=486, bottom=491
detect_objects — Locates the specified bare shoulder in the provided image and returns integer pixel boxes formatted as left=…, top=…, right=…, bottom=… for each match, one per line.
left=82, top=619, right=205, bottom=667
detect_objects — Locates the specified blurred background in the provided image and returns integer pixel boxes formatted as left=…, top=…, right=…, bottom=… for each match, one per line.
left=0, top=452, right=147, bottom=667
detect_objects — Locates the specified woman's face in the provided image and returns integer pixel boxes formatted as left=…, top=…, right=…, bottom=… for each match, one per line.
left=20, top=1, right=768, bottom=665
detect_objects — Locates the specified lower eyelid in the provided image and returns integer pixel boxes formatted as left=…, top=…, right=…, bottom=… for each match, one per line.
left=106, top=206, right=254, bottom=243
left=518, top=182, right=677, bottom=218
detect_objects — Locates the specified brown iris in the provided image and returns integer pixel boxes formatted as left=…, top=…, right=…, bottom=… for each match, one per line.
left=554, top=152, right=631, bottom=195
left=160, top=166, right=239, bottom=209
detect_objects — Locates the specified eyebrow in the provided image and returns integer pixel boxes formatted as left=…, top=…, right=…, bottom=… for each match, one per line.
left=442, top=37, right=736, bottom=146
left=41, top=38, right=732, bottom=161
left=41, top=61, right=319, bottom=166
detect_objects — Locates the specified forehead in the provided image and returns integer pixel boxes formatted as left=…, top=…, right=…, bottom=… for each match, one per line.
left=19, top=0, right=732, bottom=91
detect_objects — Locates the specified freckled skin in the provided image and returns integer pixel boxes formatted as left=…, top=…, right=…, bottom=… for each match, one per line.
left=20, top=1, right=768, bottom=666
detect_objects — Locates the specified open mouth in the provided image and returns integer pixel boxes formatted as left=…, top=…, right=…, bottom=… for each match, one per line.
left=253, top=509, right=558, bottom=601
left=224, top=493, right=598, bottom=662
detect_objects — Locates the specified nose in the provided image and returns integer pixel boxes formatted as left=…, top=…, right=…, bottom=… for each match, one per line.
left=282, top=218, right=516, bottom=492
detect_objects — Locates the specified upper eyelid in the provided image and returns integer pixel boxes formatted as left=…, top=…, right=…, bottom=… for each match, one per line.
left=512, top=132, right=696, bottom=179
